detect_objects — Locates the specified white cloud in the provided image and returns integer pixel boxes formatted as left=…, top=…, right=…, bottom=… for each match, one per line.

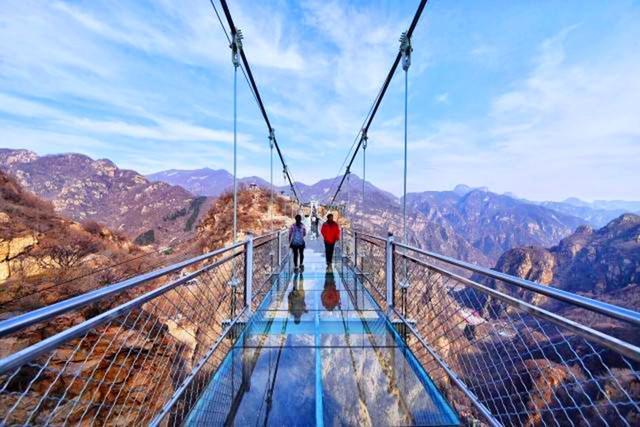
left=301, top=0, right=403, bottom=97
left=435, top=93, right=449, bottom=104
left=376, top=26, right=640, bottom=201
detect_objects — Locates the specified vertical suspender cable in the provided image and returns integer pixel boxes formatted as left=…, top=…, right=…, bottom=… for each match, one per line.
left=346, top=171, right=351, bottom=220
left=217, top=0, right=301, bottom=204
left=233, top=63, right=238, bottom=242
left=231, top=30, right=243, bottom=243
left=269, top=130, right=275, bottom=230
left=400, top=32, right=412, bottom=246
left=399, top=32, right=413, bottom=292
left=402, top=68, right=408, bottom=244
left=362, top=133, right=367, bottom=228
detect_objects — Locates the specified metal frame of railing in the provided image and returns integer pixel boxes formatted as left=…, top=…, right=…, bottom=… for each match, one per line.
left=0, top=229, right=290, bottom=426
left=347, top=230, right=640, bottom=426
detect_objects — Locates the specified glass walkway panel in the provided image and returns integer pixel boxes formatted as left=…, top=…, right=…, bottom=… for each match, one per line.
left=186, top=240, right=460, bottom=426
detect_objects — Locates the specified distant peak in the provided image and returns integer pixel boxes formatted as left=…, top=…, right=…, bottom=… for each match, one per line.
left=562, top=197, right=588, bottom=207
left=607, top=213, right=640, bottom=227
left=453, top=184, right=488, bottom=196
left=453, top=184, right=472, bottom=196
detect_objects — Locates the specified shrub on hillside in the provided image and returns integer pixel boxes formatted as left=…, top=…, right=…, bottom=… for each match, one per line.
left=134, top=229, right=155, bottom=246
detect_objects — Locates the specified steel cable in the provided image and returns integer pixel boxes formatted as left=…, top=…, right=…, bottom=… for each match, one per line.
left=328, top=0, right=429, bottom=206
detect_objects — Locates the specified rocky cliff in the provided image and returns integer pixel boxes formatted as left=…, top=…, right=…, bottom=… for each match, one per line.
left=0, top=170, right=144, bottom=315
left=0, top=149, right=213, bottom=246
left=493, top=214, right=640, bottom=311
left=197, top=186, right=291, bottom=251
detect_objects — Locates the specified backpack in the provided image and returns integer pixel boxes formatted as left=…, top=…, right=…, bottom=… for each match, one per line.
left=291, top=224, right=305, bottom=246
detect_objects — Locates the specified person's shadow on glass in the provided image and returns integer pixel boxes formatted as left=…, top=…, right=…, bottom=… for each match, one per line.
left=321, top=270, right=340, bottom=311
left=288, top=273, right=308, bottom=324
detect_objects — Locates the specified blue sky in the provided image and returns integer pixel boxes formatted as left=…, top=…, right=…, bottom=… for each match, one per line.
left=0, top=0, right=639, bottom=201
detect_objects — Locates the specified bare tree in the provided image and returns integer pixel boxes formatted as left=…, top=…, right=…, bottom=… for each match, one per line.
left=34, top=234, right=100, bottom=271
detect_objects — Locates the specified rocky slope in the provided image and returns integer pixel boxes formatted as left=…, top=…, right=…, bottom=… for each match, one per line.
left=0, top=170, right=145, bottom=314
left=406, top=188, right=585, bottom=261
left=493, top=213, right=640, bottom=311
left=0, top=149, right=213, bottom=245
left=196, top=186, right=291, bottom=251
left=0, top=184, right=292, bottom=425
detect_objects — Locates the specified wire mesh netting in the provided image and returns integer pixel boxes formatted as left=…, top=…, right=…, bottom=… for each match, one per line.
left=0, top=234, right=285, bottom=426
left=251, top=234, right=280, bottom=311
left=355, top=234, right=388, bottom=310
left=391, top=249, right=640, bottom=427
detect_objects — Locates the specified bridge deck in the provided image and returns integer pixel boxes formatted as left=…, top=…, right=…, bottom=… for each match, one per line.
left=186, top=238, right=460, bottom=426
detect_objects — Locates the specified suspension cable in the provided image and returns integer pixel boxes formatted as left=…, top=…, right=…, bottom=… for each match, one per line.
left=217, top=0, right=301, bottom=204
left=328, top=0, right=429, bottom=206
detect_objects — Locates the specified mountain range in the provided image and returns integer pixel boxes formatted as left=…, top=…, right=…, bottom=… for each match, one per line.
left=405, top=188, right=585, bottom=261
left=147, top=168, right=271, bottom=198
left=3, top=149, right=640, bottom=266
left=0, top=149, right=213, bottom=245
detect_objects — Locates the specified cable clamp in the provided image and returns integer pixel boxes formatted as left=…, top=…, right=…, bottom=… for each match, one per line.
left=399, top=32, right=412, bottom=71
left=268, top=129, right=275, bottom=149
left=361, top=130, right=368, bottom=150
left=231, top=29, right=244, bottom=67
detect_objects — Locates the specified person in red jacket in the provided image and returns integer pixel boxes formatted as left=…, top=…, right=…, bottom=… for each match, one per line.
left=320, top=213, right=340, bottom=267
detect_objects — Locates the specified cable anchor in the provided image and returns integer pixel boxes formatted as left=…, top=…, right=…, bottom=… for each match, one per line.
left=231, top=29, right=244, bottom=68
left=399, top=32, right=412, bottom=71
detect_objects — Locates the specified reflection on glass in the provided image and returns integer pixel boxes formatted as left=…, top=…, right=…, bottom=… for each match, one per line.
left=186, top=241, right=459, bottom=426
left=288, top=272, right=307, bottom=324
left=321, top=270, right=340, bottom=311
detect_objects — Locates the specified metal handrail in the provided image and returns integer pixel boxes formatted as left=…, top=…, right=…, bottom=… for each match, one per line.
left=393, top=241, right=640, bottom=327
left=253, top=229, right=281, bottom=248
left=0, top=251, right=241, bottom=375
left=397, top=252, right=640, bottom=363
left=0, top=230, right=283, bottom=338
left=353, top=230, right=386, bottom=243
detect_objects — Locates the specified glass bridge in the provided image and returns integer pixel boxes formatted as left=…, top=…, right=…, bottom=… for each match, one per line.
left=186, top=238, right=460, bottom=426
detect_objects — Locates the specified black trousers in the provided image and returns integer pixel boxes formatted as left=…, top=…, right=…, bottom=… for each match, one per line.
left=324, top=242, right=335, bottom=264
left=292, top=245, right=305, bottom=267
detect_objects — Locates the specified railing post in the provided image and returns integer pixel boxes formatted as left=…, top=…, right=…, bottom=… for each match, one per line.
left=385, top=233, right=394, bottom=308
left=244, top=234, right=254, bottom=311
left=354, top=231, right=359, bottom=270
left=277, top=231, right=282, bottom=268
